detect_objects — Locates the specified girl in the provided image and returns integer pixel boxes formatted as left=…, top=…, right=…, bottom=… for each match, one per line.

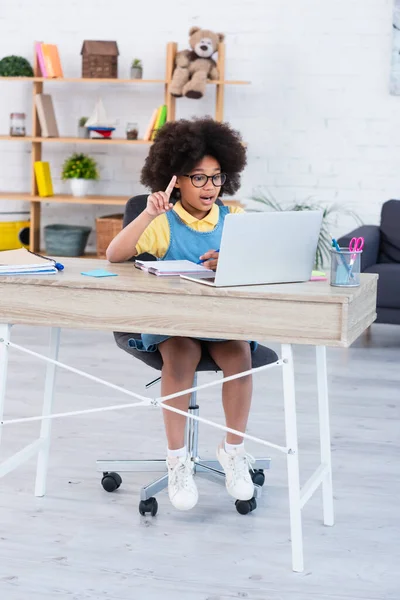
left=107, top=117, right=256, bottom=511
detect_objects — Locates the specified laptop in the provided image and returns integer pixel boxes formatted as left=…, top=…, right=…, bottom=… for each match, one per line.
left=180, top=210, right=323, bottom=287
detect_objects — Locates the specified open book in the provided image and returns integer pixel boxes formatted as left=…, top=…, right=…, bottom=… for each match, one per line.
left=134, top=259, right=213, bottom=277
left=0, top=248, right=62, bottom=275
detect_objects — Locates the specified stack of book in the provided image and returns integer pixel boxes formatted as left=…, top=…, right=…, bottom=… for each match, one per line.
left=143, top=105, right=167, bottom=141
left=0, top=248, right=61, bottom=275
left=36, top=42, right=64, bottom=78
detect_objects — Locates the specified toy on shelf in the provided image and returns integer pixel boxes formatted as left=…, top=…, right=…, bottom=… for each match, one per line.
left=169, top=27, right=224, bottom=99
left=81, top=40, right=119, bottom=79
left=85, top=98, right=116, bottom=138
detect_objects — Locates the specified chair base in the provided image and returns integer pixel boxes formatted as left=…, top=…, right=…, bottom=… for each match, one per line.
left=96, top=457, right=271, bottom=501
left=96, top=376, right=272, bottom=510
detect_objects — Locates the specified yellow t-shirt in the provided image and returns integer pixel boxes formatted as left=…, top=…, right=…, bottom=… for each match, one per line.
left=135, top=201, right=244, bottom=258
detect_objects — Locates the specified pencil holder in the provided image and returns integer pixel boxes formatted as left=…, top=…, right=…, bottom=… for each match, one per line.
left=330, top=248, right=362, bottom=287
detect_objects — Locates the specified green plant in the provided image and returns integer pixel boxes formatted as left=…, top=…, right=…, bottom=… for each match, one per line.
left=0, top=55, right=34, bottom=77
left=251, top=191, right=362, bottom=269
left=61, top=153, right=99, bottom=180
left=78, top=116, right=88, bottom=127
left=131, top=58, right=142, bottom=69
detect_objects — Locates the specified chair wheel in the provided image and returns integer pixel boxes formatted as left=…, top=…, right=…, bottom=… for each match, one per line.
left=101, top=472, right=122, bottom=492
left=251, top=469, right=265, bottom=487
left=139, top=497, right=158, bottom=517
left=235, top=497, right=257, bottom=515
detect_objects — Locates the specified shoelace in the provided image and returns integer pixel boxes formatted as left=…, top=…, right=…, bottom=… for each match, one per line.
left=170, top=459, right=193, bottom=490
left=227, top=452, right=255, bottom=483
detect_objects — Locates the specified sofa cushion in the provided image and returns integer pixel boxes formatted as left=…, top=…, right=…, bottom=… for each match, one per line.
left=379, top=200, right=400, bottom=263
left=364, top=263, right=400, bottom=309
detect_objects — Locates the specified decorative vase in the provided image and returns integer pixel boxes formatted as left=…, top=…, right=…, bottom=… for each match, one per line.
left=70, top=178, right=91, bottom=197
left=130, top=66, right=142, bottom=79
left=78, top=126, right=89, bottom=139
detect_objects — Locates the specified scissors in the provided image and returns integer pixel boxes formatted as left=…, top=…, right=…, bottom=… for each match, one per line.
left=349, top=236, right=364, bottom=254
left=347, top=237, right=364, bottom=281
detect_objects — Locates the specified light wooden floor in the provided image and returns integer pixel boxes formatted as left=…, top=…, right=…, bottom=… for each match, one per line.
left=0, top=324, right=399, bottom=599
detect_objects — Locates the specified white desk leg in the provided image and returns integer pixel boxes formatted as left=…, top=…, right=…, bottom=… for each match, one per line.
left=0, top=324, right=12, bottom=446
left=316, top=345, right=334, bottom=526
left=35, top=327, right=60, bottom=497
left=281, top=343, right=304, bottom=573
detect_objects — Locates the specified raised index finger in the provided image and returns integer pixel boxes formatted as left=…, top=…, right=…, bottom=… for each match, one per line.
left=165, top=175, right=177, bottom=198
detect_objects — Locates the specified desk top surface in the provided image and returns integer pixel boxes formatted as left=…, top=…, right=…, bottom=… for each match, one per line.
left=0, top=257, right=378, bottom=305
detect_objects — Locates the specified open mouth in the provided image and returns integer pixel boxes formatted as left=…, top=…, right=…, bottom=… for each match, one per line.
left=200, top=195, right=214, bottom=204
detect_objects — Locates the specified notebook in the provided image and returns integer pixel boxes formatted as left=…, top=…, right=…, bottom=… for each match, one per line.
left=134, top=259, right=213, bottom=277
left=0, top=248, right=60, bottom=275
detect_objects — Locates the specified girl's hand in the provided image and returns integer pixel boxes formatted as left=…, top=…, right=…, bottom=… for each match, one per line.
left=199, top=249, right=219, bottom=271
left=145, top=175, right=176, bottom=217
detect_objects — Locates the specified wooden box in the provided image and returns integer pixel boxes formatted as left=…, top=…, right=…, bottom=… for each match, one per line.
left=96, top=213, right=123, bottom=257
left=81, top=40, right=119, bottom=79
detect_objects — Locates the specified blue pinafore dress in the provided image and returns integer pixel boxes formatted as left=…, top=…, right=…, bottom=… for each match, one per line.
left=128, top=206, right=257, bottom=353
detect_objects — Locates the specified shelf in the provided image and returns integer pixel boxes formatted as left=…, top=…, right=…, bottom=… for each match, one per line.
left=0, top=192, right=129, bottom=206
left=0, top=41, right=247, bottom=254
left=34, top=137, right=152, bottom=145
left=0, top=135, right=152, bottom=145
left=0, top=136, right=34, bottom=141
left=0, top=192, right=244, bottom=208
left=34, top=77, right=168, bottom=84
left=0, top=76, right=249, bottom=85
left=40, top=250, right=98, bottom=259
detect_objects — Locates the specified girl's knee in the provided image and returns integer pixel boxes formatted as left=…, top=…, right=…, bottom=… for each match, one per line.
left=160, top=337, right=202, bottom=372
left=220, top=341, right=252, bottom=372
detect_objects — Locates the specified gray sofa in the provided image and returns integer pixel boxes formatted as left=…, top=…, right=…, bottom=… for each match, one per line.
left=337, top=199, right=400, bottom=325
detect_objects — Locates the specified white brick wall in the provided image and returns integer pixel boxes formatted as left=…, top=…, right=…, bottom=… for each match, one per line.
left=0, top=0, right=398, bottom=250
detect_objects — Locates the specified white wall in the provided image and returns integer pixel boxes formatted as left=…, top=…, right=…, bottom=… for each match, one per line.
left=0, top=0, right=398, bottom=250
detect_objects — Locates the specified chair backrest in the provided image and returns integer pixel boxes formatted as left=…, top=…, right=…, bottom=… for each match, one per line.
left=124, top=194, right=224, bottom=261
left=380, top=199, right=400, bottom=263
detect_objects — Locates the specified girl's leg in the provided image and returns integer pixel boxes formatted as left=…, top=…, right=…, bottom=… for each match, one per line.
left=207, top=340, right=252, bottom=443
left=158, top=336, right=202, bottom=450
left=158, top=337, right=202, bottom=511
left=207, top=340, right=254, bottom=501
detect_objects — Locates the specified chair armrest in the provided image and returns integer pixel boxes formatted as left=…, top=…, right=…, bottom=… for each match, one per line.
left=337, top=225, right=381, bottom=271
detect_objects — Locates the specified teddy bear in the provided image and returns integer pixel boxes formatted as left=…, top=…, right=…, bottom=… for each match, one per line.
left=169, top=27, right=225, bottom=99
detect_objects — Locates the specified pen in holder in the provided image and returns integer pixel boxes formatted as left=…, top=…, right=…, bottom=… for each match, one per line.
left=330, top=247, right=362, bottom=287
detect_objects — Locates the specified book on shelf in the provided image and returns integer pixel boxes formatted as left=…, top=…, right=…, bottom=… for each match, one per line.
left=36, top=43, right=63, bottom=78
left=34, top=161, right=54, bottom=197
left=35, top=94, right=59, bottom=137
left=143, top=108, right=159, bottom=141
left=150, top=105, right=167, bottom=140
left=35, top=42, right=48, bottom=77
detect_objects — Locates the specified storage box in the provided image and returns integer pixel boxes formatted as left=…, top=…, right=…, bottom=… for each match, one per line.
left=81, top=40, right=119, bottom=79
left=0, top=220, right=30, bottom=251
left=96, top=214, right=123, bottom=258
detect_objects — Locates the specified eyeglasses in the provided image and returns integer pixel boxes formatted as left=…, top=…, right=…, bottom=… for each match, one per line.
left=182, top=173, right=227, bottom=188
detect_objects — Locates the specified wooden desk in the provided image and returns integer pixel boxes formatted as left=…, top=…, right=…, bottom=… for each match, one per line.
left=0, top=259, right=378, bottom=572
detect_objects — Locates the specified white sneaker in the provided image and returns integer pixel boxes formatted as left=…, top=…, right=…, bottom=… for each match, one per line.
left=166, top=455, right=198, bottom=511
left=217, top=443, right=255, bottom=500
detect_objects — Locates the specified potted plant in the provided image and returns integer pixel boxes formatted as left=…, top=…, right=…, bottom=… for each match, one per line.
left=250, top=191, right=362, bottom=270
left=130, top=58, right=143, bottom=79
left=61, top=152, right=99, bottom=197
left=78, top=116, right=89, bottom=138
left=0, top=55, right=34, bottom=77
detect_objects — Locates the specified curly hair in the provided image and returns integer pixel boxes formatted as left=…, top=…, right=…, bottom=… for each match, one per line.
left=140, top=117, right=247, bottom=199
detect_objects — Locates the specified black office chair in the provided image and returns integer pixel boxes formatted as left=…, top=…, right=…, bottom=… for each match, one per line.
left=96, top=195, right=279, bottom=516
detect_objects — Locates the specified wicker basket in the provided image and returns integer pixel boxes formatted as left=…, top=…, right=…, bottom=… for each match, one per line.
left=96, top=214, right=123, bottom=257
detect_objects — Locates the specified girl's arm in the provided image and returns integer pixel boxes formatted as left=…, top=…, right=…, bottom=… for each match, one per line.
left=106, top=210, right=155, bottom=263
left=106, top=176, right=176, bottom=263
